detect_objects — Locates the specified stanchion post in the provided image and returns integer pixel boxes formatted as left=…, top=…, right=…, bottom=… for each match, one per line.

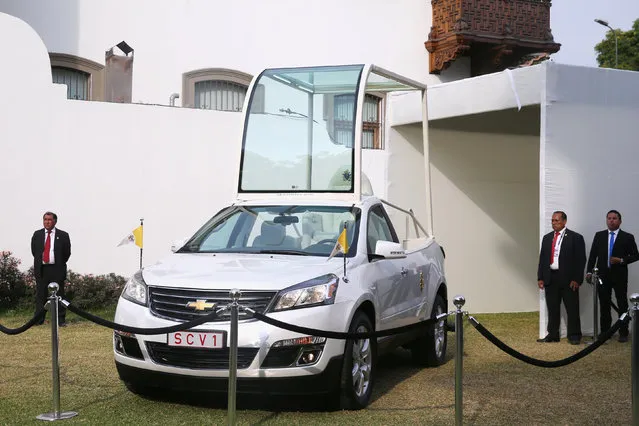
left=36, top=283, right=77, bottom=421
left=227, top=289, right=241, bottom=426
left=454, top=294, right=465, bottom=426
left=631, top=293, right=639, bottom=425
left=592, top=267, right=600, bottom=342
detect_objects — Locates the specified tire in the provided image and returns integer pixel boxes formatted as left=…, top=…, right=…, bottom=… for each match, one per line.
left=339, top=311, right=376, bottom=410
left=411, top=294, right=447, bottom=367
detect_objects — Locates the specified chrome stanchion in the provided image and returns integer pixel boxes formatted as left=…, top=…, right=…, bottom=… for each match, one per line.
left=454, top=294, right=465, bottom=426
left=37, top=283, right=78, bottom=421
left=631, top=293, right=639, bottom=425
left=227, top=289, right=240, bottom=426
left=588, top=268, right=600, bottom=345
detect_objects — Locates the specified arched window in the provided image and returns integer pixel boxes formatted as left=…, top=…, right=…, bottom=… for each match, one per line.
left=49, top=53, right=104, bottom=101
left=183, top=69, right=253, bottom=111
left=52, top=67, right=89, bottom=100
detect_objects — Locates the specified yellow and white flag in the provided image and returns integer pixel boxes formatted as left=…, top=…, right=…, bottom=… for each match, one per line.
left=328, top=228, right=348, bottom=260
left=117, top=225, right=143, bottom=248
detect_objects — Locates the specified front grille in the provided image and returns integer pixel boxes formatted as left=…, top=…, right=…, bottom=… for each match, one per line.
left=146, top=342, right=259, bottom=369
left=148, top=287, right=277, bottom=322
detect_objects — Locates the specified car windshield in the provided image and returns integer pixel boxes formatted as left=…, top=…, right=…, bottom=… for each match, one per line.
left=179, top=205, right=361, bottom=257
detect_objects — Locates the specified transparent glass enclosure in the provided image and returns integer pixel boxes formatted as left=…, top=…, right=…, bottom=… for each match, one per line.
left=239, top=65, right=363, bottom=193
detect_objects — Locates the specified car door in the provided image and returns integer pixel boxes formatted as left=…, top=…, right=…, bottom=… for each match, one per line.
left=364, top=205, right=418, bottom=331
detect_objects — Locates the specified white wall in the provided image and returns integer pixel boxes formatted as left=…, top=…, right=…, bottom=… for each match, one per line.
left=1, top=13, right=241, bottom=276
left=430, top=127, right=540, bottom=313
left=541, top=62, right=639, bottom=333
left=0, top=0, right=457, bottom=106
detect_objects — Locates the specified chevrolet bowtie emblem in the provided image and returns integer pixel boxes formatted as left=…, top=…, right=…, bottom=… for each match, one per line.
left=186, top=299, right=216, bottom=311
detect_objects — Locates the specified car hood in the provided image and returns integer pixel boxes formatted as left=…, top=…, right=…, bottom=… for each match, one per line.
left=142, top=253, right=344, bottom=290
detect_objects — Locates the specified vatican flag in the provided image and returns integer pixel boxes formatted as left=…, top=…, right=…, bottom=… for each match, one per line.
left=118, top=225, right=143, bottom=248
left=328, top=228, right=348, bottom=260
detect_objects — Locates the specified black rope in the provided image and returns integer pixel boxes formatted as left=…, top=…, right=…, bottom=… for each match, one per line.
left=0, top=307, right=46, bottom=335
left=64, top=301, right=224, bottom=335
left=468, top=314, right=630, bottom=368
left=250, top=310, right=439, bottom=339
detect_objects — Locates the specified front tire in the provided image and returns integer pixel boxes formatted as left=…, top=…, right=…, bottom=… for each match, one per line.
left=411, top=294, right=447, bottom=366
left=339, top=311, right=376, bottom=410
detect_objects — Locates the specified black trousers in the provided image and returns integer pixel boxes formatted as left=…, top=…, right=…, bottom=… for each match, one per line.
left=35, top=265, right=66, bottom=323
left=545, top=271, right=581, bottom=339
left=598, top=278, right=629, bottom=336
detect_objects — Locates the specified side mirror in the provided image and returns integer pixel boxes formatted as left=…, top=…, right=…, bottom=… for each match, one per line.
left=374, top=241, right=407, bottom=259
left=170, top=239, right=187, bottom=253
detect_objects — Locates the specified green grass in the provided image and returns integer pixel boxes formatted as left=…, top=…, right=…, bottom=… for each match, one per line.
left=0, top=310, right=632, bottom=425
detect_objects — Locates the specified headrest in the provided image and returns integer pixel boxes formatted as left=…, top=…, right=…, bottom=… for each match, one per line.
left=260, top=221, right=285, bottom=246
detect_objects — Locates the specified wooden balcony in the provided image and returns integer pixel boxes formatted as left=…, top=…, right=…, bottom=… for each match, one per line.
left=425, top=0, right=560, bottom=75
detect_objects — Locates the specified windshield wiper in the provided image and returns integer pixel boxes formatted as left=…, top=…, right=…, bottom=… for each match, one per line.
left=257, top=249, right=311, bottom=256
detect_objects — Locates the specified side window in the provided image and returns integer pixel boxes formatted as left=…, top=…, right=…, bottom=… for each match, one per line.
left=367, top=205, right=397, bottom=253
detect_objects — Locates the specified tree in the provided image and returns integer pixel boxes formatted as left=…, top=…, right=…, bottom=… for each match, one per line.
left=594, top=18, right=639, bottom=71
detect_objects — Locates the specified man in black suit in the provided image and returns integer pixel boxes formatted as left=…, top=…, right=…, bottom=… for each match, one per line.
left=586, top=210, right=639, bottom=342
left=537, top=211, right=586, bottom=344
left=31, top=211, right=71, bottom=326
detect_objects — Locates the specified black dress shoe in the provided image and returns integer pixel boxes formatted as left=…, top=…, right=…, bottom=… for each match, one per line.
left=569, top=338, right=581, bottom=345
left=618, top=335, right=628, bottom=343
left=537, top=335, right=560, bottom=343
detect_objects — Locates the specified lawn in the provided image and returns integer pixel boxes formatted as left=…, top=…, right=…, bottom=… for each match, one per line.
left=0, top=309, right=632, bottom=425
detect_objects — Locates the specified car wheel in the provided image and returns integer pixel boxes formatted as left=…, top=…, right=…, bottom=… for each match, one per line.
left=339, top=311, right=376, bottom=410
left=411, top=294, right=447, bottom=367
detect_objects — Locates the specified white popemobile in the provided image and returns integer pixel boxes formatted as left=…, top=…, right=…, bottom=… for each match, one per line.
left=113, top=64, right=448, bottom=409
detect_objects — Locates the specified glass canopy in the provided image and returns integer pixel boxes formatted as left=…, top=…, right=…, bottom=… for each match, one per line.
left=237, top=64, right=425, bottom=195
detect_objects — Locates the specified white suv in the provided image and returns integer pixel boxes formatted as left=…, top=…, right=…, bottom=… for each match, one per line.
left=114, top=197, right=447, bottom=409
left=114, top=64, right=447, bottom=409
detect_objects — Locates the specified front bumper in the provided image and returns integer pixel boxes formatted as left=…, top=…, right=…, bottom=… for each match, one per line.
left=115, top=355, right=343, bottom=395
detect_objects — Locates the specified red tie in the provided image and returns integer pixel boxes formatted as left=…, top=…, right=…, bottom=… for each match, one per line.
left=43, top=230, right=51, bottom=264
left=550, top=231, right=559, bottom=263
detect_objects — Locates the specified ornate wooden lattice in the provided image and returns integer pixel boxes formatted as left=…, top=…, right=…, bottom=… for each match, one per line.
left=425, top=0, right=560, bottom=75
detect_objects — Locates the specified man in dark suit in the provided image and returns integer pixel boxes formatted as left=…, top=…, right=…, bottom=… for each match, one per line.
left=31, top=211, right=71, bottom=326
left=537, top=211, right=586, bottom=344
left=586, top=210, right=638, bottom=342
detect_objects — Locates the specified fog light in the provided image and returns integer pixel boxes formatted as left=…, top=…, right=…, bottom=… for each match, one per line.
left=297, top=348, right=323, bottom=366
left=114, top=334, right=125, bottom=354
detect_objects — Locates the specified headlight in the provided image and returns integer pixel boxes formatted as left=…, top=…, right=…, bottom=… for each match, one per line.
left=271, top=274, right=339, bottom=312
left=121, top=270, right=148, bottom=306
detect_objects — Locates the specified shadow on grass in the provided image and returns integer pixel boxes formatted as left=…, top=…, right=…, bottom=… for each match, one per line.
left=123, top=344, right=455, bottom=413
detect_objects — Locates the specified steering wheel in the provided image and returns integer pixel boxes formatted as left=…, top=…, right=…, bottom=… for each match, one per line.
left=315, top=238, right=337, bottom=245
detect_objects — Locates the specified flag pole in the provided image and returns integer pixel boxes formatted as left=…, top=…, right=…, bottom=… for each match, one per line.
left=139, top=218, right=144, bottom=269
left=342, top=222, right=348, bottom=282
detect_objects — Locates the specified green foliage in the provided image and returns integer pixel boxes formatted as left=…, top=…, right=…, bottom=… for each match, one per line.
left=595, top=18, right=639, bottom=71
left=0, top=251, right=27, bottom=309
left=0, top=251, right=126, bottom=312
left=65, top=271, right=127, bottom=309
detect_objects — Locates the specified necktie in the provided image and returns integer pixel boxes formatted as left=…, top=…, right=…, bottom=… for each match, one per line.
left=550, top=231, right=560, bottom=263
left=43, top=230, right=51, bottom=264
left=609, top=231, right=615, bottom=267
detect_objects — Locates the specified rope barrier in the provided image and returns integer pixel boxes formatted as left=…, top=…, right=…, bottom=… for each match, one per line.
left=249, top=309, right=442, bottom=339
left=0, top=307, right=47, bottom=335
left=468, top=313, right=630, bottom=368
left=63, top=301, right=227, bottom=335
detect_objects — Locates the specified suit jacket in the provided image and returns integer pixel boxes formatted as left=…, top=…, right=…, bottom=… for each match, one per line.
left=538, top=228, right=586, bottom=287
left=587, top=229, right=639, bottom=284
left=31, top=228, right=71, bottom=281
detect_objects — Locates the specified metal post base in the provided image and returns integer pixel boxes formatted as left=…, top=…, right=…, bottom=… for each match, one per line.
left=37, top=411, right=78, bottom=421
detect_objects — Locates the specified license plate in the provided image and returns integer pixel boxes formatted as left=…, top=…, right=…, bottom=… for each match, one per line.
left=167, top=331, right=226, bottom=348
